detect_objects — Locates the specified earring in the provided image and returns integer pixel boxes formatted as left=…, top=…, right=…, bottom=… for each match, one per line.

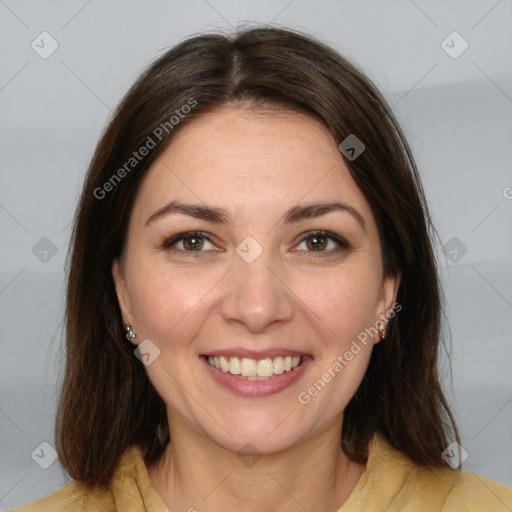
left=125, top=324, right=137, bottom=342
left=379, top=323, right=387, bottom=339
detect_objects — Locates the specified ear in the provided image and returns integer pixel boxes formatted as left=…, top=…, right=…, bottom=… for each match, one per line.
left=112, top=258, right=134, bottom=326
left=373, top=271, right=401, bottom=343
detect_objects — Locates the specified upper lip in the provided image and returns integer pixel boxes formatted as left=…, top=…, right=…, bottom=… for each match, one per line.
left=202, top=348, right=311, bottom=359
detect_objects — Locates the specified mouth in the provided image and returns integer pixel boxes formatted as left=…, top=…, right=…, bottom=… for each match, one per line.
left=200, top=352, right=313, bottom=397
left=203, top=354, right=307, bottom=380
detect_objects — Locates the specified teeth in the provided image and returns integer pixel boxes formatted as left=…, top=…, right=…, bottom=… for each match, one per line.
left=229, top=357, right=241, bottom=375
left=207, top=355, right=303, bottom=377
left=219, top=356, right=229, bottom=373
left=273, top=356, right=284, bottom=375
left=257, top=358, right=273, bottom=377
left=241, top=358, right=257, bottom=377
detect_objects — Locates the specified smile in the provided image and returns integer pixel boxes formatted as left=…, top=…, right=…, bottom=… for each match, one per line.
left=201, top=351, right=312, bottom=397
left=207, top=355, right=302, bottom=379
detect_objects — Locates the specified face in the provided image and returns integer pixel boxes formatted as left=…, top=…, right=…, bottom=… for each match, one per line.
left=112, top=107, right=400, bottom=455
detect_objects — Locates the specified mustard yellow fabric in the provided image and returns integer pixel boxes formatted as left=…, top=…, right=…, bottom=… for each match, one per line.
left=11, top=434, right=512, bottom=511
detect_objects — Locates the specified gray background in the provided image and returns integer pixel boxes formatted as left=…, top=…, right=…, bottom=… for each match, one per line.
left=1, top=0, right=511, bottom=509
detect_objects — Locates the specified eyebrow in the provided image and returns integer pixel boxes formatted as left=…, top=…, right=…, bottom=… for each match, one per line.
left=145, top=200, right=366, bottom=232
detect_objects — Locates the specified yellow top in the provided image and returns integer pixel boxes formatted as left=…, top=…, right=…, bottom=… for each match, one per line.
left=10, top=434, right=512, bottom=511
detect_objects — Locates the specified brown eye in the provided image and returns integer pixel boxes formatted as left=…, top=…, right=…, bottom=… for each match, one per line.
left=182, top=235, right=204, bottom=251
left=161, top=231, right=215, bottom=254
left=306, top=234, right=328, bottom=251
left=296, top=231, right=350, bottom=254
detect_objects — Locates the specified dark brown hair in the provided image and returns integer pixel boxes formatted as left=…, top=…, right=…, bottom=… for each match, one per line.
left=57, top=25, right=460, bottom=487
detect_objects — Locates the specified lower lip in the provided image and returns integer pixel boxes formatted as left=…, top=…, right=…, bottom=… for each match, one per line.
left=200, top=356, right=313, bottom=397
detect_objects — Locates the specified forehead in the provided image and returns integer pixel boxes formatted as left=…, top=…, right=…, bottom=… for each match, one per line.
left=131, top=107, right=374, bottom=227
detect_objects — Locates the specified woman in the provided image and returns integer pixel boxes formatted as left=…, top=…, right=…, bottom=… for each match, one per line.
left=13, top=25, right=512, bottom=511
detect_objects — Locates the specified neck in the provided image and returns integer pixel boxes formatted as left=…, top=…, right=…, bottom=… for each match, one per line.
left=147, top=416, right=366, bottom=512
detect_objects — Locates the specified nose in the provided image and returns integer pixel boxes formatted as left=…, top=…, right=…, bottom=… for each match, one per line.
left=220, top=249, right=295, bottom=333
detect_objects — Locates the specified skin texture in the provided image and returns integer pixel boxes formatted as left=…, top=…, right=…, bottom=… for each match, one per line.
left=112, top=107, right=400, bottom=511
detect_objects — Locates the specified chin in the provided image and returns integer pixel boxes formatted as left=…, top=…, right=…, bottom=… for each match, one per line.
left=202, top=415, right=302, bottom=454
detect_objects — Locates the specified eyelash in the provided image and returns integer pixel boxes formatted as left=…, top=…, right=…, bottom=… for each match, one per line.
left=160, top=230, right=350, bottom=256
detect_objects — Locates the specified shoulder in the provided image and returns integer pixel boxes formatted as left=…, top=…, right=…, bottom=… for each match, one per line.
left=442, top=471, right=512, bottom=510
left=9, top=446, right=145, bottom=512
left=364, top=434, right=512, bottom=511
left=8, top=480, right=115, bottom=512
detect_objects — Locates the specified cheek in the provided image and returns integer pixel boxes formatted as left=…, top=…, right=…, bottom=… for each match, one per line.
left=294, top=266, right=381, bottom=344
left=126, top=261, right=223, bottom=342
